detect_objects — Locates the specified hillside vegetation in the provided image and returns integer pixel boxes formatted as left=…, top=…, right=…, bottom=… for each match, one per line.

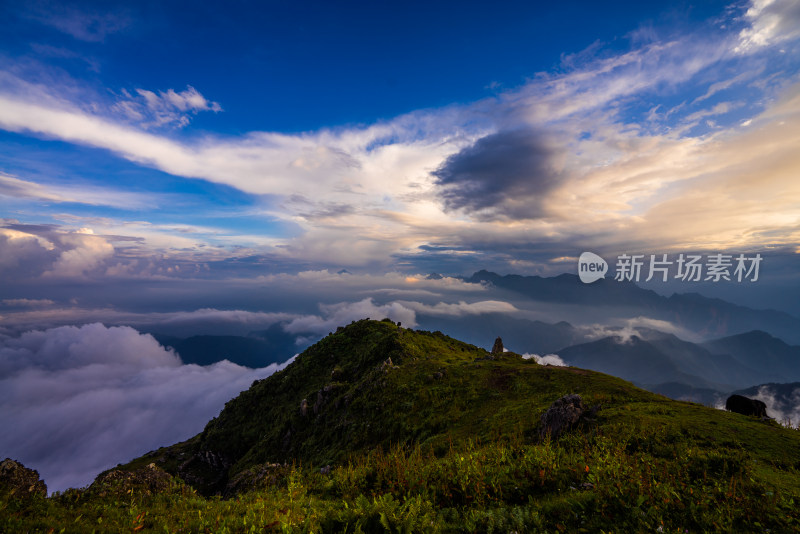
left=2, top=319, right=800, bottom=532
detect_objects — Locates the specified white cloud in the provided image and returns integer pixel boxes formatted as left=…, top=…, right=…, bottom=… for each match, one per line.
left=115, top=86, right=222, bottom=129
left=0, top=228, right=55, bottom=271
left=582, top=316, right=698, bottom=343
left=43, top=231, right=114, bottom=278
left=0, top=172, right=67, bottom=202
left=0, top=323, right=180, bottom=375
left=283, top=298, right=417, bottom=334
left=736, top=0, right=800, bottom=53
left=751, top=385, right=800, bottom=428
left=0, top=171, right=155, bottom=209
left=280, top=297, right=516, bottom=335
left=522, top=353, right=567, bottom=366
left=0, top=306, right=298, bottom=338
left=398, top=299, right=518, bottom=317
left=255, top=271, right=488, bottom=293
left=0, top=1, right=798, bottom=270
left=505, top=38, right=728, bottom=126
left=683, top=101, right=740, bottom=123
left=625, top=317, right=700, bottom=340
left=0, top=323, right=294, bottom=492
left=693, top=71, right=755, bottom=103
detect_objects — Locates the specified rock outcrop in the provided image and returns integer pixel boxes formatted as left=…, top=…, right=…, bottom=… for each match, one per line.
left=224, top=462, right=288, bottom=496
left=539, top=394, right=599, bottom=439
left=0, top=458, right=47, bottom=498
left=90, top=463, right=175, bottom=497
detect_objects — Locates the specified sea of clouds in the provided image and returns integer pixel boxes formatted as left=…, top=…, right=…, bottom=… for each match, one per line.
left=0, top=323, right=294, bottom=493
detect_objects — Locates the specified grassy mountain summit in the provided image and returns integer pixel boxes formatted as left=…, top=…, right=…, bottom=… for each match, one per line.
left=4, top=319, right=800, bottom=532
left=128, top=318, right=657, bottom=494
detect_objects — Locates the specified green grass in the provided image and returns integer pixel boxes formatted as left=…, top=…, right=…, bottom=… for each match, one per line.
left=3, top=319, right=799, bottom=532
left=3, top=424, right=799, bottom=532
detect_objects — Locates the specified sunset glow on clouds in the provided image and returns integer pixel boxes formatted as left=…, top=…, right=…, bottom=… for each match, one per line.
left=0, top=1, right=800, bottom=286
left=0, top=0, right=798, bottom=319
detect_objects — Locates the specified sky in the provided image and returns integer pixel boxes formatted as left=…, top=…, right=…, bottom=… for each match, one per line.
left=1, top=0, right=800, bottom=492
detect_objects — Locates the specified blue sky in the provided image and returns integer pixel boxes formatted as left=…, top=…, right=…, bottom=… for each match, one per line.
left=1, top=0, right=799, bottom=320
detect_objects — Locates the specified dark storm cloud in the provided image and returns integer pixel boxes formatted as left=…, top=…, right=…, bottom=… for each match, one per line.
left=432, top=128, right=563, bottom=220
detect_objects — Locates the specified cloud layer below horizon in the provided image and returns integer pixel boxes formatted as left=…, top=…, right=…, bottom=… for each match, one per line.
left=0, top=323, right=294, bottom=492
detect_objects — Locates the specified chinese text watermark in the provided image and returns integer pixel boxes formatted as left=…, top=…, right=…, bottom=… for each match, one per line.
left=578, top=252, right=762, bottom=284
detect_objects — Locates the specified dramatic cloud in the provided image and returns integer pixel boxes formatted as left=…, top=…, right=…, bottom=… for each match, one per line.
left=44, top=229, right=114, bottom=278
left=0, top=323, right=294, bottom=492
left=0, top=1, right=796, bottom=301
left=0, top=227, right=57, bottom=279
left=433, top=128, right=564, bottom=220
left=0, top=224, right=118, bottom=279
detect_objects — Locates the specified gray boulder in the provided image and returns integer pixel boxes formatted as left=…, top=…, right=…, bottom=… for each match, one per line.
left=539, top=394, right=593, bottom=439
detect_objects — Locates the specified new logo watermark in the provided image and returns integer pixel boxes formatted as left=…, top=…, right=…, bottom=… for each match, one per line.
left=577, top=252, right=762, bottom=284
left=578, top=251, right=608, bottom=283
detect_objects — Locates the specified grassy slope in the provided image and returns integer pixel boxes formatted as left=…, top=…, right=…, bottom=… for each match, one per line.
left=3, top=319, right=800, bottom=532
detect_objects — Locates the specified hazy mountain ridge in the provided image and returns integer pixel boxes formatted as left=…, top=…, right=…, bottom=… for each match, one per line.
left=466, top=270, right=800, bottom=344
left=702, top=330, right=800, bottom=380
left=150, top=324, right=299, bottom=368
left=555, top=329, right=800, bottom=401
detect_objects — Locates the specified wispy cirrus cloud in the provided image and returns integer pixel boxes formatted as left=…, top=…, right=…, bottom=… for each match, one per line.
left=0, top=172, right=154, bottom=209
left=114, top=86, right=222, bottom=129
left=18, top=1, right=132, bottom=42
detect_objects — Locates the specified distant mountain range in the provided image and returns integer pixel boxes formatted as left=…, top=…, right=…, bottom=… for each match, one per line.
left=465, top=270, right=800, bottom=345
left=418, top=314, right=584, bottom=355
left=151, top=324, right=297, bottom=368
left=557, top=329, right=800, bottom=394
left=150, top=270, right=800, bottom=407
